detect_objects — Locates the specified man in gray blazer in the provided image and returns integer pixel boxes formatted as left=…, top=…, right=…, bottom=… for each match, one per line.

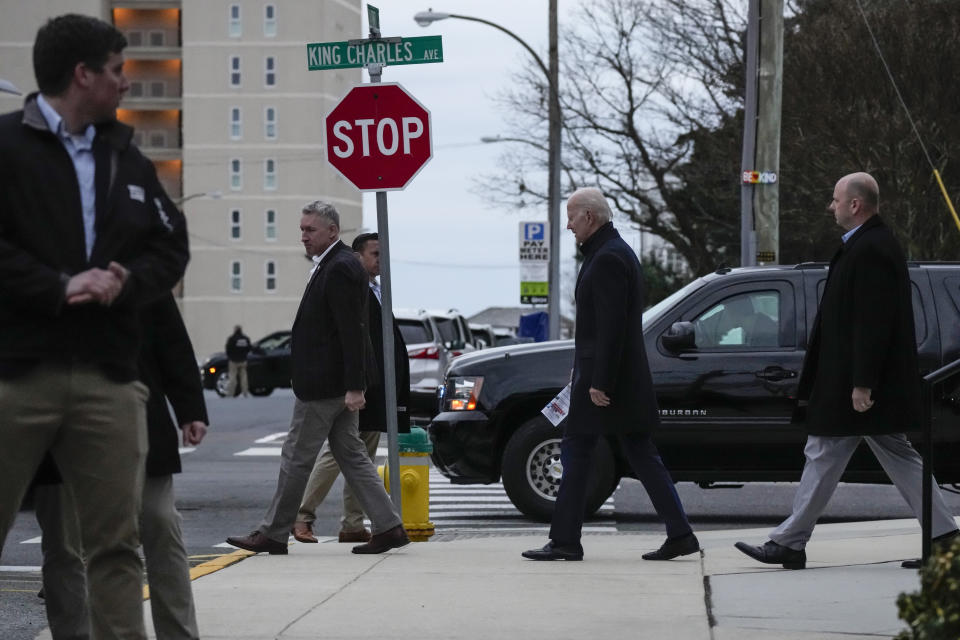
left=736, top=173, right=958, bottom=569
left=227, top=201, right=408, bottom=555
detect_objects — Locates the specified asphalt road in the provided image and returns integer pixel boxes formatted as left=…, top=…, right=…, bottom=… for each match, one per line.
left=3, top=390, right=959, bottom=639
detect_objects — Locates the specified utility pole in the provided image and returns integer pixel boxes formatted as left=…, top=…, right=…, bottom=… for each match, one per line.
left=547, top=0, right=562, bottom=339
left=754, top=0, right=784, bottom=265
left=740, top=0, right=784, bottom=266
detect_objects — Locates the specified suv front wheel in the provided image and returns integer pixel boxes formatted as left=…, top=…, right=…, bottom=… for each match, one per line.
left=501, top=416, right=617, bottom=522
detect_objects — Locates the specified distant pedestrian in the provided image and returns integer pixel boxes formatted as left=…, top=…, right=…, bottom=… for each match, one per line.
left=292, top=232, right=411, bottom=544
left=0, top=13, right=188, bottom=639
left=523, top=187, right=698, bottom=562
left=227, top=201, right=408, bottom=555
left=735, top=172, right=959, bottom=569
left=225, top=325, right=252, bottom=397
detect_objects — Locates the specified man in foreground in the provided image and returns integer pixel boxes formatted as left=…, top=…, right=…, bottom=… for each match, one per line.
left=0, top=13, right=188, bottom=638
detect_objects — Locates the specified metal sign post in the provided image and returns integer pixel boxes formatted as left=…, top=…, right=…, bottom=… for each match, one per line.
left=310, top=5, right=440, bottom=514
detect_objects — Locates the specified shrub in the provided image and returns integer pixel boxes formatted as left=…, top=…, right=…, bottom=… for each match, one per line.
left=896, top=535, right=960, bottom=640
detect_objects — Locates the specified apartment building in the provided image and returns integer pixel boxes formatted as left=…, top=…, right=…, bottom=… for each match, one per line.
left=0, top=0, right=364, bottom=357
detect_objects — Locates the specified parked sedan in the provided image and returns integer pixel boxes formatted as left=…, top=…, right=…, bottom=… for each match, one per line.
left=396, top=309, right=448, bottom=417
left=201, top=331, right=292, bottom=397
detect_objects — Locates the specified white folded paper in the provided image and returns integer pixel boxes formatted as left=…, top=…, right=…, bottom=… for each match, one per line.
left=541, top=383, right=572, bottom=427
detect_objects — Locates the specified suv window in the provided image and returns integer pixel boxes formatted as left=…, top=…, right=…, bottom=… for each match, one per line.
left=693, top=291, right=780, bottom=348
left=398, top=319, right=433, bottom=345
left=257, top=332, right=291, bottom=350
left=434, top=317, right=459, bottom=343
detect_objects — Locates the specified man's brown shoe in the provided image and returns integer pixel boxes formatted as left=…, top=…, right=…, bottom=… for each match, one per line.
left=351, top=525, right=410, bottom=554
left=292, top=521, right=318, bottom=543
left=338, top=528, right=372, bottom=543
left=226, top=531, right=288, bottom=555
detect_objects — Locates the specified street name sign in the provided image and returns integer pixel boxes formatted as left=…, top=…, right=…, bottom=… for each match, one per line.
left=307, top=36, right=443, bottom=71
left=324, top=83, right=432, bottom=192
left=520, top=221, right=549, bottom=304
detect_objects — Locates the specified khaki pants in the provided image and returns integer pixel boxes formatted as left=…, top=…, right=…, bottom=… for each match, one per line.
left=258, top=398, right=400, bottom=542
left=36, top=475, right=199, bottom=640
left=297, top=430, right=381, bottom=532
left=227, top=360, right=249, bottom=396
left=0, top=363, right=148, bottom=640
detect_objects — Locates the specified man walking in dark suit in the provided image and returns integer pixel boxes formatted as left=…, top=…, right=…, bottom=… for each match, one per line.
left=227, top=202, right=408, bottom=555
left=293, top=232, right=411, bottom=544
left=523, top=188, right=698, bottom=562
left=735, top=172, right=959, bottom=569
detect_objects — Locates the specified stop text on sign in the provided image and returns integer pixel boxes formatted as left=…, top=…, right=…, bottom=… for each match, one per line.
left=330, top=117, right=424, bottom=158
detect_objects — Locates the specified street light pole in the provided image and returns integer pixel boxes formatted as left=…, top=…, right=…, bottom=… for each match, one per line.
left=415, top=7, right=562, bottom=340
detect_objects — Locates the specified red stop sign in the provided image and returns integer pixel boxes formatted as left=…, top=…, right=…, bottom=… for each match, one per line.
left=324, top=83, right=432, bottom=191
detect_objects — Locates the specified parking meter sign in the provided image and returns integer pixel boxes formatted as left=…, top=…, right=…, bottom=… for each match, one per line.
left=520, top=221, right=549, bottom=305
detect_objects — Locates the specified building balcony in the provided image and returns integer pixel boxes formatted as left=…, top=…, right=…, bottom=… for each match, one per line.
left=125, top=45, right=181, bottom=61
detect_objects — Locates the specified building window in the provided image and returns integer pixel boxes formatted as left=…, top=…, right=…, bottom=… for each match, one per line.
left=230, top=261, right=242, bottom=292
left=230, top=209, right=242, bottom=240
left=129, top=81, right=144, bottom=97
left=264, top=107, right=277, bottom=140
left=264, top=159, right=277, bottom=191
left=149, top=30, right=165, bottom=47
left=148, top=131, right=166, bottom=148
left=126, top=31, right=143, bottom=47
left=265, top=260, right=277, bottom=292
left=229, top=4, right=241, bottom=37
left=230, top=158, right=242, bottom=190
left=132, top=131, right=144, bottom=147
left=230, top=107, right=242, bottom=140
left=264, top=4, right=277, bottom=37
left=229, top=55, right=241, bottom=87
left=265, top=56, right=276, bottom=87
left=149, top=81, right=165, bottom=97
left=265, top=209, right=277, bottom=241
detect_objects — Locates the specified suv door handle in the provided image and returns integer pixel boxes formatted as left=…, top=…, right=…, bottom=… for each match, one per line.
left=754, top=366, right=797, bottom=381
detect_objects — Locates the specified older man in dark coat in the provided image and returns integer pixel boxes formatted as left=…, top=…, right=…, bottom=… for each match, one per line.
left=736, top=172, right=959, bottom=569
left=523, top=188, right=698, bottom=561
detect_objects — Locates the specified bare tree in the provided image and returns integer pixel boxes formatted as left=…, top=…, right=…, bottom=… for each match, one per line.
left=479, top=0, right=748, bottom=274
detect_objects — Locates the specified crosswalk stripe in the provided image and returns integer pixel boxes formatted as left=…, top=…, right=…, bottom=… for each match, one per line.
left=19, top=537, right=41, bottom=544
left=234, top=447, right=283, bottom=456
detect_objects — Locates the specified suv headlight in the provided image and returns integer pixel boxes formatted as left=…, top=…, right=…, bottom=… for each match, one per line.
left=444, top=376, right=484, bottom=411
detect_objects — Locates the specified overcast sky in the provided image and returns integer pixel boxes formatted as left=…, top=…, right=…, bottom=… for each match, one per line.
left=355, top=1, right=583, bottom=319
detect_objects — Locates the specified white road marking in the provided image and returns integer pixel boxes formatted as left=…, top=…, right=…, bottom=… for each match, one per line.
left=254, top=432, right=288, bottom=444
left=19, top=537, right=42, bottom=544
left=234, top=447, right=283, bottom=456
left=0, top=566, right=42, bottom=572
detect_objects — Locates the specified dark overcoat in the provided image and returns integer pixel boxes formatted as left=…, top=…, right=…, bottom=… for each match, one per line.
left=291, top=241, right=376, bottom=401
left=565, top=223, right=660, bottom=436
left=360, top=287, right=411, bottom=433
left=140, top=293, right=208, bottom=476
left=796, top=215, right=921, bottom=436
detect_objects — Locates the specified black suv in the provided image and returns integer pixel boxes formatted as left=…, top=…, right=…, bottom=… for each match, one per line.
left=429, top=263, right=960, bottom=521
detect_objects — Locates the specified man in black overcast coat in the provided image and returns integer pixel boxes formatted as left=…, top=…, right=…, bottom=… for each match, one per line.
left=736, top=172, right=959, bottom=569
left=523, top=187, right=698, bottom=562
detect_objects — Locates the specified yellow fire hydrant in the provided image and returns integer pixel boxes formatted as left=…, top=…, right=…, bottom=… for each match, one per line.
left=379, top=426, right=435, bottom=541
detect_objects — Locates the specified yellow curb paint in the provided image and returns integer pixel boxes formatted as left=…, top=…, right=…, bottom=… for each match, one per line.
left=142, top=549, right=257, bottom=601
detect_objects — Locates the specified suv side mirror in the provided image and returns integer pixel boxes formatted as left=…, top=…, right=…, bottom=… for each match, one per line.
left=661, top=321, right=696, bottom=353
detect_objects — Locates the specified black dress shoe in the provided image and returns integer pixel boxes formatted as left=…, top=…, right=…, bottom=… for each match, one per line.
left=642, top=532, right=700, bottom=561
left=521, top=541, right=584, bottom=561
left=351, top=524, right=410, bottom=554
left=226, top=531, right=288, bottom=555
left=734, top=539, right=806, bottom=569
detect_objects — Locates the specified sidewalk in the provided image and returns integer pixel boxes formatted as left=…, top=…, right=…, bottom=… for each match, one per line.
left=36, top=518, right=946, bottom=639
